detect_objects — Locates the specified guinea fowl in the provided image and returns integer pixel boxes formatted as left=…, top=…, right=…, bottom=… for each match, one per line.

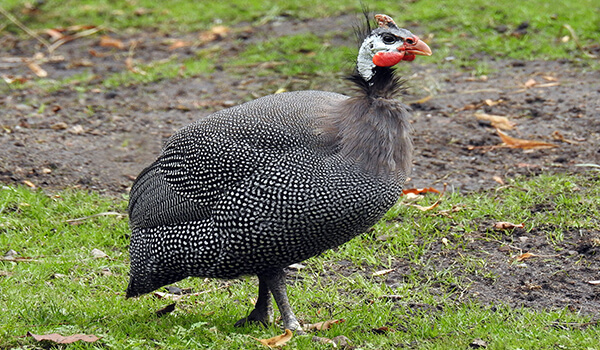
left=126, top=13, right=432, bottom=332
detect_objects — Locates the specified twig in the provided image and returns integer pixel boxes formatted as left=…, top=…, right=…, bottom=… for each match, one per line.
left=66, top=211, right=126, bottom=223
left=0, top=5, right=51, bottom=51
left=48, top=26, right=105, bottom=52
left=559, top=24, right=597, bottom=58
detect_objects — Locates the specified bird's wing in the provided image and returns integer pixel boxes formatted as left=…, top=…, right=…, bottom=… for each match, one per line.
left=129, top=113, right=293, bottom=228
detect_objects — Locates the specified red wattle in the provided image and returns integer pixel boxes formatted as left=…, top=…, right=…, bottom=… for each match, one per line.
left=372, top=51, right=404, bottom=67
left=402, top=53, right=416, bottom=62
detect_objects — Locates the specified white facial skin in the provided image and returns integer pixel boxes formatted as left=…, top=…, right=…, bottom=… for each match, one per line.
left=356, top=28, right=416, bottom=82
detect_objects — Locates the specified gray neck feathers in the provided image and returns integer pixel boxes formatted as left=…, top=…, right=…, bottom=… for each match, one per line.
left=318, top=96, right=413, bottom=179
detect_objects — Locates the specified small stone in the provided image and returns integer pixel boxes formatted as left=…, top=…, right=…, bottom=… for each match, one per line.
left=470, top=338, right=488, bottom=348
left=519, top=236, right=529, bottom=243
left=332, top=335, right=351, bottom=348
left=4, top=249, right=19, bottom=258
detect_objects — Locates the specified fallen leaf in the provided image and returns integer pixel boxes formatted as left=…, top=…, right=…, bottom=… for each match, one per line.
left=403, top=183, right=446, bottom=211
left=371, top=326, right=395, bottom=334
left=496, top=129, right=558, bottom=150
left=493, top=222, right=525, bottom=230
left=484, top=98, right=504, bottom=106
left=311, top=336, right=334, bottom=345
left=524, top=78, right=537, bottom=88
left=27, top=332, right=100, bottom=344
left=91, top=248, right=108, bottom=258
left=304, top=319, right=344, bottom=331
left=23, top=180, right=36, bottom=188
left=26, top=61, right=48, bottom=78
left=475, top=113, right=515, bottom=130
left=168, top=40, right=191, bottom=51
left=154, top=291, right=184, bottom=301
left=551, top=131, right=579, bottom=144
left=254, top=329, right=293, bottom=348
left=199, top=25, right=230, bottom=43
left=2, top=75, right=29, bottom=84
left=288, top=263, right=305, bottom=270
left=44, top=28, right=65, bottom=41
left=155, top=303, right=176, bottom=316
left=68, top=125, right=85, bottom=135
left=542, top=75, right=558, bottom=82
left=515, top=252, right=537, bottom=261
left=372, top=268, right=395, bottom=277
left=125, top=57, right=147, bottom=75
left=492, top=175, right=504, bottom=185
left=99, top=35, right=125, bottom=50
left=402, top=187, right=440, bottom=195
left=587, top=280, right=600, bottom=285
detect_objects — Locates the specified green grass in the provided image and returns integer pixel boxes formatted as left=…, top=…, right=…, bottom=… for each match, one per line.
left=2, top=0, right=598, bottom=93
left=1, top=173, right=599, bottom=349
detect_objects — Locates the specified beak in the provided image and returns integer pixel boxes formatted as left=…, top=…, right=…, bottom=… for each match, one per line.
left=404, top=36, right=432, bottom=56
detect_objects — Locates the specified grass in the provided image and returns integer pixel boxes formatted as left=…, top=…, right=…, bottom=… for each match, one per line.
left=2, top=0, right=599, bottom=92
left=1, top=172, right=599, bottom=349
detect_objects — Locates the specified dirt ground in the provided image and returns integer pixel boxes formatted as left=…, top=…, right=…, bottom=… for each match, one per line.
left=1, top=17, right=599, bottom=316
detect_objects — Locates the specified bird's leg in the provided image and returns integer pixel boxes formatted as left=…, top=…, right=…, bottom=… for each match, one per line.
left=261, top=269, right=305, bottom=334
left=234, top=277, right=274, bottom=327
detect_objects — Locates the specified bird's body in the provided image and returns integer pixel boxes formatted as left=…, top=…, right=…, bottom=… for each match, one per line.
left=127, top=13, right=431, bottom=332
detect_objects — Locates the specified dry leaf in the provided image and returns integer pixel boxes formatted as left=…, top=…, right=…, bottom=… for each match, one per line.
left=587, top=280, right=600, bottom=285
left=484, top=99, right=503, bottom=106
left=402, top=187, right=440, bottom=195
left=496, top=129, right=558, bottom=150
left=26, top=61, right=48, bottom=78
left=372, top=326, right=395, bottom=334
left=524, top=78, right=537, bottom=88
left=515, top=252, right=537, bottom=261
left=27, top=332, right=100, bottom=344
left=155, top=303, right=176, bottom=316
left=254, top=329, right=293, bottom=348
left=551, top=131, right=578, bottom=144
left=492, top=176, right=504, bottom=185
left=68, top=125, right=85, bottom=135
left=23, top=180, right=36, bottom=188
left=542, top=75, right=558, bottom=82
left=44, top=28, right=65, bottom=41
left=304, top=319, right=344, bottom=331
left=125, top=57, right=147, bottom=75
left=91, top=248, right=108, bottom=258
left=311, top=336, right=334, bottom=345
left=168, top=40, right=191, bottom=50
left=199, top=25, right=230, bottom=43
left=372, top=268, right=395, bottom=277
left=403, top=183, right=446, bottom=211
left=475, top=113, right=515, bottom=130
left=99, top=35, right=125, bottom=50
left=493, top=222, right=525, bottom=230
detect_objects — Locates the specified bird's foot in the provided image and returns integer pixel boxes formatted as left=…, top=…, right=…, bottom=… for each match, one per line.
left=234, top=307, right=273, bottom=328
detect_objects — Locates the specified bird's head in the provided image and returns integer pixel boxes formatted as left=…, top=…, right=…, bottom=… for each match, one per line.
left=357, top=14, right=432, bottom=82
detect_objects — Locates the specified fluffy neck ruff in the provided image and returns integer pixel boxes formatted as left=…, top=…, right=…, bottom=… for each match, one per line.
left=319, top=67, right=413, bottom=179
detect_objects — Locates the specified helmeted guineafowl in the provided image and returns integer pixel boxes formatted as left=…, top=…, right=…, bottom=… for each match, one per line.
left=126, top=13, right=432, bottom=332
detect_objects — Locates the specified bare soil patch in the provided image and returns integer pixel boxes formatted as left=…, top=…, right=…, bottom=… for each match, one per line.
left=1, top=17, right=598, bottom=316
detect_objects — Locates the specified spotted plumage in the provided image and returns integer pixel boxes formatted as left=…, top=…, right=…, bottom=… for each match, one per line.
left=126, top=13, right=431, bottom=332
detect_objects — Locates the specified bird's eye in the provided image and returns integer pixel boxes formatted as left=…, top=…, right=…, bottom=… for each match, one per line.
left=381, top=34, right=396, bottom=44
